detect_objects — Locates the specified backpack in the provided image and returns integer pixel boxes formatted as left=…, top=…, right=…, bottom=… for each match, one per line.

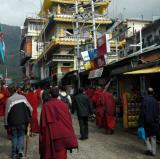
left=59, top=94, right=70, bottom=106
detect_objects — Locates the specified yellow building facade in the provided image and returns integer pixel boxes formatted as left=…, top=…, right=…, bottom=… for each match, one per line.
left=37, top=0, right=112, bottom=85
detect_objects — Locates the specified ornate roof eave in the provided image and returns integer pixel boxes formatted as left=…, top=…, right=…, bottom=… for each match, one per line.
left=39, top=0, right=112, bottom=16
left=39, top=0, right=52, bottom=16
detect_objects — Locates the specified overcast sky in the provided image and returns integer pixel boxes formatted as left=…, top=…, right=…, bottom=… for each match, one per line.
left=0, top=0, right=160, bottom=26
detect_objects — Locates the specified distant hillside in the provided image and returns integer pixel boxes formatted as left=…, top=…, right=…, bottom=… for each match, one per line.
left=0, top=24, right=22, bottom=82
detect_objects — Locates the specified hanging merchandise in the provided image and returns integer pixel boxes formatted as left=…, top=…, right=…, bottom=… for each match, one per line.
left=84, top=61, right=92, bottom=70
left=84, top=60, right=95, bottom=70
left=94, top=55, right=105, bottom=68
left=81, top=50, right=90, bottom=62
left=97, top=34, right=106, bottom=57
left=88, top=48, right=97, bottom=60
left=122, top=92, right=141, bottom=128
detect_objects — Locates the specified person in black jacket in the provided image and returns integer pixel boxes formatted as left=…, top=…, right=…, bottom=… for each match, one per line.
left=139, top=87, right=159, bottom=156
left=5, top=87, right=32, bottom=159
left=72, top=88, right=93, bottom=140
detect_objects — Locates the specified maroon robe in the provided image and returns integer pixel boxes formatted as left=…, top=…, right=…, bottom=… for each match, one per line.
left=85, top=88, right=94, bottom=99
left=26, top=91, right=39, bottom=133
left=39, top=98, right=78, bottom=159
left=35, top=88, right=42, bottom=106
left=92, top=89, right=104, bottom=127
left=0, top=88, right=9, bottom=117
left=102, top=92, right=116, bottom=130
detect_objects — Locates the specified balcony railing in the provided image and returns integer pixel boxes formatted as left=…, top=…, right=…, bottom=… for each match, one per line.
left=51, top=0, right=111, bottom=5
left=51, top=14, right=112, bottom=24
left=36, top=36, right=85, bottom=62
left=110, top=39, right=126, bottom=49
left=52, top=54, right=74, bottom=62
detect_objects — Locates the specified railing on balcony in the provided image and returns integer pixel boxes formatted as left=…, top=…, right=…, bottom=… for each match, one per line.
left=52, top=54, right=74, bottom=62
left=51, top=0, right=111, bottom=5
left=36, top=35, right=85, bottom=62
left=49, top=14, right=112, bottom=24
left=50, top=36, right=86, bottom=45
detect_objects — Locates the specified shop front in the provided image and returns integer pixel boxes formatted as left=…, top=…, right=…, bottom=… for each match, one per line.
left=119, top=66, right=160, bottom=142
left=119, top=75, right=141, bottom=129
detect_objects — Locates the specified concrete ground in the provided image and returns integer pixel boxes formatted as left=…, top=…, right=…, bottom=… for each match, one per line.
left=0, top=116, right=159, bottom=159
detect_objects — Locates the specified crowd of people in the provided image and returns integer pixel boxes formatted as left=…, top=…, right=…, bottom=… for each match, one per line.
left=0, top=80, right=159, bottom=158
left=0, top=81, right=116, bottom=159
left=85, top=86, right=116, bottom=134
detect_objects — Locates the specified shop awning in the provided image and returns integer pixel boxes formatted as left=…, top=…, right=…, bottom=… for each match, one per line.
left=124, top=66, right=160, bottom=75
left=88, top=67, right=103, bottom=79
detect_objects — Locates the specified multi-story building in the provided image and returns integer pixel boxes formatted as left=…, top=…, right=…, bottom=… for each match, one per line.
left=109, top=19, right=151, bottom=58
left=20, top=17, right=44, bottom=83
left=36, top=0, right=113, bottom=85
left=142, top=19, right=160, bottom=47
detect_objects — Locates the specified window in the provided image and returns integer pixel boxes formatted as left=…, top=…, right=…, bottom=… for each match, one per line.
left=147, top=34, right=153, bottom=46
left=63, top=62, right=71, bottom=67
left=65, top=29, right=73, bottom=36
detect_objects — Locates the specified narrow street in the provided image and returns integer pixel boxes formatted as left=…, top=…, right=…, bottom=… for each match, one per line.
left=0, top=116, right=159, bottom=159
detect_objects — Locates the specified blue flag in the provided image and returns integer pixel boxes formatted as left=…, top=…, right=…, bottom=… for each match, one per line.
left=0, top=26, right=5, bottom=64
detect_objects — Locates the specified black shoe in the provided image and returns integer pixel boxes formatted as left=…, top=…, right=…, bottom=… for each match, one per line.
left=11, top=155, right=17, bottom=159
left=79, top=137, right=85, bottom=140
left=151, top=153, right=156, bottom=157
left=145, top=150, right=152, bottom=156
left=84, top=137, right=88, bottom=139
left=18, top=152, right=24, bottom=158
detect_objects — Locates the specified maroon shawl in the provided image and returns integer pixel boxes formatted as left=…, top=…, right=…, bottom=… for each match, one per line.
left=39, top=98, right=78, bottom=159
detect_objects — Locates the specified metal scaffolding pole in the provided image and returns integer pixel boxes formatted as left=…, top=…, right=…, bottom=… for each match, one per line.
left=75, top=0, right=81, bottom=89
left=139, top=28, right=143, bottom=53
left=91, top=0, right=97, bottom=49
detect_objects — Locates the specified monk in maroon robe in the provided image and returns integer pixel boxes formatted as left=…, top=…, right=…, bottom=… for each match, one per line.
left=0, top=86, right=10, bottom=139
left=26, top=89, right=39, bottom=133
left=39, top=87, right=78, bottom=159
left=0, top=86, right=9, bottom=117
left=92, top=87, right=104, bottom=128
left=101, top=91, right=116, bottom=134
left=85, top=87, right=94, bottom=99
left=35, top=87, right=42, bottom=106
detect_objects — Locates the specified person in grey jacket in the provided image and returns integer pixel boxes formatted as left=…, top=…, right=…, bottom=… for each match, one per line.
left=72, top=88, right=93, bottom=140
left=5, top=87, right=32, bottom=159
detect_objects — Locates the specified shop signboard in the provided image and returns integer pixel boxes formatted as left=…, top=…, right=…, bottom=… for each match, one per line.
left=88, top=67, right=104, bottom=79
left=80, top=50, right=90, bottom=62
left=97, top=34, right=110, bottom=57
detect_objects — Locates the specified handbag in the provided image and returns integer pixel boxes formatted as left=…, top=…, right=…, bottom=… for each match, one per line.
left=137, top=127, right=146, bottom=140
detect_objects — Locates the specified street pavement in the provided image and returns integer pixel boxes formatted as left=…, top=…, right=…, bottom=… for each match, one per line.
left=0, top=116, right=160, bottom=159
